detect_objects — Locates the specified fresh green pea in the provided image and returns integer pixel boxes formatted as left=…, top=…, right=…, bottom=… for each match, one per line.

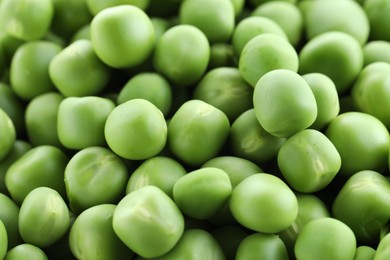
left=229, top=109, right=286, bottom=164
left=364, top=0, right=390, bottom=41
left=86, top=0, right=150, bottom=15
left=153, top=24, right=210, bottom=87
left=238, top=33, right=299, bottom=87
left=57, top=96, right=115, bottom=150
left=70, top=24, right=90, bottom=43
left=4, top=243, right=48, bottom=260
left=69, top=204, right=134, bottom=260
left=251, top=1, right=303, bottom=47
left=299, top=31, right=363, bottom=94
left=363, top=41, right=390, bottom=66
left=90, top=5, right=155, bottom=68
left=18, top=187, right=70, bottom=248
left=211, top=225, right=248, bottom=260
left=0, top=108, right=15, bottom=160
left=113, top=185, right=184, bottom=258
left=126, top=156, right=186, bottom=198
left=299, top=0, right=369, bottom=45
left=354, top=246, right=376, bottom=260
left=151, top=17, right=171, bottom=43
left=192, top=67, right=254, bottom=122
left=0, top=219, right=7, bottom=259
left=105, top=99, right=167, bottom=160
left=0, top=193, right=22, bottom=249
left=302, top=73, right=340, bottom=130
left=168, top=99, right=230, bottom=166
left=230, top=0, right=245, bottom=17
left=49, top=39, right=111, bottom=97
left=5, top=145, right=68, bottom=205
left=253, top=69, right=317, bottom=138
left=0, top=83, right=25, bottom=136
left=294, top=217, right=356, bottom=260
left=374, top=233, right=390, bottom=260
left=325, top=112, right=389, bottom=177
left=173, top=167, right=232, bottom=219
left=117, top=72, right=172, bottom=116
left=332, top=170, right=390, bottom=245
left=0, top=0, right=54, bottom=41
left=351, top=62, right=390, bottom=129
left=232, top=16, right=287, bottom=56
left=25, top=92, right=64, bottom=147
left=208, top=43, right=236, bottom=69
left=236, top=233, right=289, bottom=260
left=230, top=173, right=298, bottom=233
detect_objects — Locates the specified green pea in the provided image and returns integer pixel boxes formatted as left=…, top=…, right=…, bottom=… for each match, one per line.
left=25, top=92, right=64, bottom=147
left=0, top=219, right=7, bottom=259
left=364, top=0, right=390, bottom=41
left=173, top=167, right=232, bottom=219
left=90, top=5, right=155, bottom=68
left=192, top=67, right=254, bottom=122
left=212, top=225, right=248, bottom=260
left=363, top=41, right=390, bottom=66
left=49, top=39, right=111, bottom=97
left=299, top=31, right=363, bottom=94
left=251, top=1, right=303, bottom=47
left=236, top=233, right=289, bottom=260
left=57, top=96, right=115, bottom=150
left=230, top=0, right=245, bottom=17
left=0, top=83, right=25, bottom=136
left=113, top=185, right=184, bottom=258
left=232, top=16, right=287, bottom=56
left=229, top=109, right=286, bottom=164
left=126, top=156, right=186, bottom=198
left=69, top=204, right=134, bottom=260
left=105, top=99, right=167, bottom=160
left=332, top=170, right=390, bottom=245
left=65, top=147, right=129, bottom=213
left=18, top=187, right=70, bottom=248
left=153, top=24, right=210, bottom=87
left=374, top=233, right=390, bottom=260
left=299, top=0, right=369, bottom=45
left=253, top=69, right=317, bottom=138
left=238, top=33, right=299, bottom=87
left=294, top=217, right=356, bottom=260
left=70, top=24, right=90, bottom=43
left=230, top=173, right=298, bottom=233
left=354, top=246, right=376, bottom=260
left=86, top=0, right=150, bottom=15
left=4, top=243, right=48, bottom=260
left=117, top=72, right=172, bottom=116
left=5, top=145, right=68, bottom=205
left=0, top=193, right=22, bottom=250
left=302, top=73, right=340, bottom=130
left=352, top=62, right=390, bottom=129
left=208, top=43, right=236, bottom=69
left=0, top=108, right=16, bottom=160
left=168, top=99, right=230, bottom=166
left=325, top=112, right=389, bottom=177
left=0, top=0, right=54, bottom=41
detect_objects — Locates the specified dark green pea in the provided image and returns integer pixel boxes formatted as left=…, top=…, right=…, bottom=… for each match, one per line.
left=208, top=43, right=236, bottom=69
left=4, top=244, right=48, bottom=260
left=212, top=225, right=248, bottom=260
left=0, top=83, right=25, bottom=137
left=0, top=193, right=22, bottom=249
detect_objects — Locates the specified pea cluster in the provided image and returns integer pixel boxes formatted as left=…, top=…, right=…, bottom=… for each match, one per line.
left=0, top=0, right=390, bottom=259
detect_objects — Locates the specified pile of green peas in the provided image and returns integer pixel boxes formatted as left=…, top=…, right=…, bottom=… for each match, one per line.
left=1, top=0, right=390, bottom=259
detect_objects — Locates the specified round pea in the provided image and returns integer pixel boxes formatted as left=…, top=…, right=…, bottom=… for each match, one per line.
left=239, top=33, right=299, bottom=87
left=208, top=43, right=236, bottom=69
left=86, top=0, right=150, bottom=15
left=363, top=41, right=390, bottom=66
left=105, top=99, right=167, bottom=160
left=18, top=187, right=70, bottom=248
left=90, top=5, right=155, bottom=68
left=69, top=204, right=134, bottom=260
left=0, top=193, right=22, bottom=249
left=0, top=219, right=7, bottom=259
left=364, top=0, right=390, bottom=41
left=354, top=246, right=376, bottom=260
left=4, top=244, right=48, bottom=260
left=0, top=108, right=16, bottom=160
left=253, top=69, right=317, bottom=138
left=230, top=173, right=298, bottom=233
left=113, top=185, right=184, bottom=258
left=70, top=24, right=90, bottom=43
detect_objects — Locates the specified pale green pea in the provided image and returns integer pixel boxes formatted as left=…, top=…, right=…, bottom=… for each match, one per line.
left=5, top=244, right=48, bottom=260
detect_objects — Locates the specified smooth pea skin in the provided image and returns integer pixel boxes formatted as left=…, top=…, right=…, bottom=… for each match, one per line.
left=65, top=147, right=129, bottom=213
left=153, top=24, right=210, bottom=87
left=192, top=67, right=254, bottom=122
left=363, top=41, right=390, bottom=66
left=126, top=156, right=186, bottom=198
left=299, top=31, right=363, bottom=94
left=354, top=246, right=376, bottom=260
left=253, top=69, right=317, bottom=138
left=113, top=186, right=184, bottom=258
left=236, top=233, right=289, bottom=260
left=277, top=129, right=341, bottom=193
left=0, top=193, right=22, bottom=250
left=10, top=41, right=62, bottom=101
left=294, top=218, right=356, bottom=260
left=49, top=39, right=111, bottom=97
left=90, top=5, right=155, bottom=68
left=230, top=173, right=298, bottom=233
left=18, top=187, right=70, bottom=248
left=4, top=244, right=48, bottom=260
left=173, top=167, right=232, bottom=219
left=0, top=108, right=16, bottom=160
left=168, top=100, right=230, bottom=166
left=325, top=112, right=390, bottom=177
left=5, top=145, right=68, bottom=205
left=69, top=204, right=134, bottom=260
left=105, top=99, right=167, bottom=160
left=238, top=33, right=299, bottom=87
left=57, top=96, right=115, bottom=150
left=374, top=233, right=390, bottom=260
left=0, top=219, right=6, bottom=259
left=364, top=0, right=390, bottom=41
